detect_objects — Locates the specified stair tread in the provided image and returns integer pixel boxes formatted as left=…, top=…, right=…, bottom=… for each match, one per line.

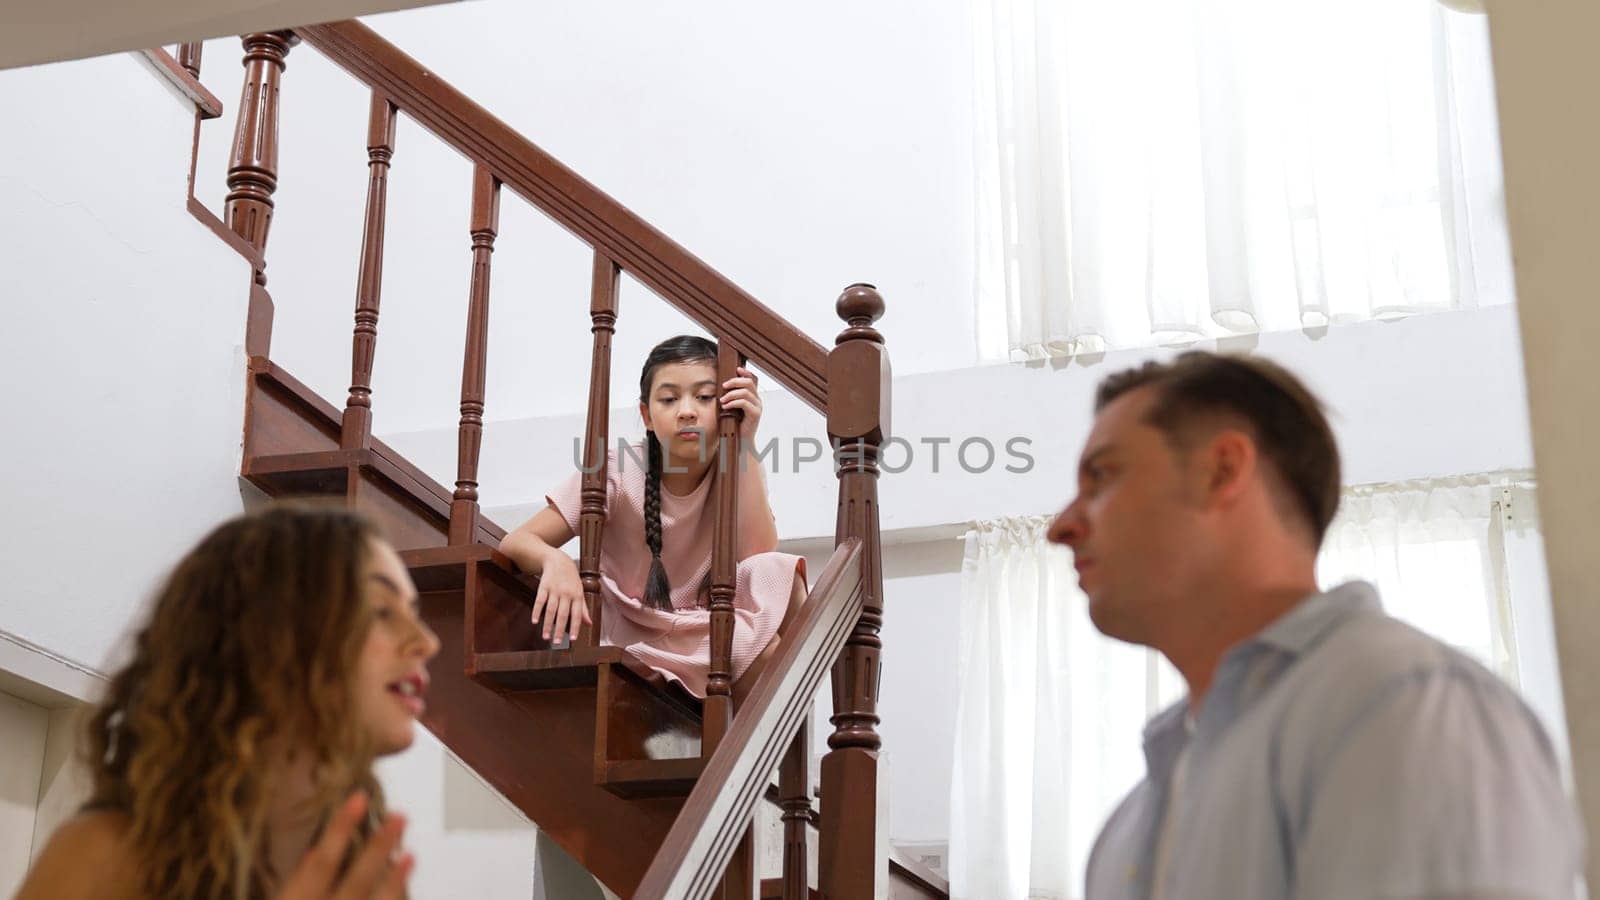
left=758, top=881, right=823, bottom=900
left=244, top=448, right=502, bottom=549
left=598, top=756, right=706, bottom=799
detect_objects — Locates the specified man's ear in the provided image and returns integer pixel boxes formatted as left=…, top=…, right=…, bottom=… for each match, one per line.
left=1203, top=429, right=1257, bottom=510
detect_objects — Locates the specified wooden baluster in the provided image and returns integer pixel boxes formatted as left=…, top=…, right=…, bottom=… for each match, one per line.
left=449, top=165, right=500, bottom=546
left=176, top=42, right=203, bottom=78
left=819, top=283, right=890, bottom=899
left=225, top=31, right=296, bottom=255
left=578, top=251, right=620, bottom=647
left=341, top=93, right=399, bottom=450
left=705, top=341, right=743, bottom=751
left=708, top=341, right=752, bottom=898
left=779, top=717, right=814, bottom=899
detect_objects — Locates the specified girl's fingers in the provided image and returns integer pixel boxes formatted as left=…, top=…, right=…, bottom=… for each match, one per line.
left=532, top=583, right=548, bottom=627
left=722, top=392, right=761, bottom=411
left=552, top=596, right=571, bottom=643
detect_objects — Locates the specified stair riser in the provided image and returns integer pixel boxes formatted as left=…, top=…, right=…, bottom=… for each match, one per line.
left=417, top=586, right=685, bottom=896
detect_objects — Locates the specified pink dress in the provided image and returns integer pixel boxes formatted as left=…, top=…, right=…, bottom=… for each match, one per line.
left=546, top=442, right=805, bottom=698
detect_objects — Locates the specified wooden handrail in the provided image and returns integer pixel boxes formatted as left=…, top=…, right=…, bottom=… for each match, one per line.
left=292, top=20, right=831, bottom=414
left=634, top=539, right=865, bottom=900
left=138, top=47, right=223, bottom=119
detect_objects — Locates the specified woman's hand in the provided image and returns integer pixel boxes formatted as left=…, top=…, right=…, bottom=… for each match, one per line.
left=531, top=552, right=592, bottom=642
left=720, top=366, right=763, bottom=445
left=276, top=792, right=412, bottom=900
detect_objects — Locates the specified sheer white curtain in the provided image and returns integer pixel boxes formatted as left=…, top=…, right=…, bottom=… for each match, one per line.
left=948, top=516, right=1181, bottom=900
left=972, top=0, right=1513, bottom=361
left=1317, top=473, right=1529, bottom=681
left=1317, top=473, right=1572, bottom=768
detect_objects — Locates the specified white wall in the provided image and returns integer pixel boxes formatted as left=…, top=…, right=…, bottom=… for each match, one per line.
left=0, top=692, right=48, bottom=898
left=31, top=707, right=92, bottom=867
left=375, top=728, right=541, bottom=899
left=0, top=51, right=254, bottom=673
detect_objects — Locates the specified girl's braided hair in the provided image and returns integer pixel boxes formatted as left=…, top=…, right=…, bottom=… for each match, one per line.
left=639, top=335, right=718, bottom=610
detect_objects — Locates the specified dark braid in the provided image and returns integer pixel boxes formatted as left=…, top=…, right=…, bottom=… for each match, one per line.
left=643, top=430, right=672, bottom=610
left=638, top=334, right=718, bottom=611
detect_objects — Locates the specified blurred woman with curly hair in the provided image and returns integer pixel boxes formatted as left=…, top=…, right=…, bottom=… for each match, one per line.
left=17, top=503, right=439, bottom=899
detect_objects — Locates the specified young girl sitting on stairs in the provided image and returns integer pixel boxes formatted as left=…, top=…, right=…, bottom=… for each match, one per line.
left=498, top=334, right=806, bottom=701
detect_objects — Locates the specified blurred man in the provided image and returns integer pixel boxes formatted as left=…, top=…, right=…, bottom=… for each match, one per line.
left=1048, top=351, right=1582, bottom=900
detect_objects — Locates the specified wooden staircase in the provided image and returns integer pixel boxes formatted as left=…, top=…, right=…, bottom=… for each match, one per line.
left=154, top=20, right=947, bottom=900
left=242, top=353, right=721, bottom=891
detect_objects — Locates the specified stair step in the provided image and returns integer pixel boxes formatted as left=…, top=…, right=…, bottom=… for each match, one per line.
left=597, top=756, right=706, bottom=799
left=758, top=881, right=823, bottom=899
left=244, top=448, right=501, bottom=550
left=472, top=647, right=631, bottom=689
left=399, top=545, right=643, bottom=689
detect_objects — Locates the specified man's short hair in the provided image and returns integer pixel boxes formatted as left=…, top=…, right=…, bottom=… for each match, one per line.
left=1096, top=351, right=1341, bottom=546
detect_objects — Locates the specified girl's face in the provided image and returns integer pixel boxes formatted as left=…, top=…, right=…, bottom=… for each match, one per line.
left=353, top=538, right=439, bottom=755
left=640, top=360, right=719, bottom=464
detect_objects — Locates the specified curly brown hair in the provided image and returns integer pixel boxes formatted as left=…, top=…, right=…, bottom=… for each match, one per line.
left=83, top=503, right=392, bottom=899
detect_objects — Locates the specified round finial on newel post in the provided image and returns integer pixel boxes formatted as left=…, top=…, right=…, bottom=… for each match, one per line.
left=835, top=282, right=885, bottom=345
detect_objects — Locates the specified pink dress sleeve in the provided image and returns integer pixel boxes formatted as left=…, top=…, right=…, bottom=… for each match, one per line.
left=545, top=467, right=584, bottom=533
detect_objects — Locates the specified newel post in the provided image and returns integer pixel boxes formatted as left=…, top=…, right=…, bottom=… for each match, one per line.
left=819, top=283, right=891, bottom=899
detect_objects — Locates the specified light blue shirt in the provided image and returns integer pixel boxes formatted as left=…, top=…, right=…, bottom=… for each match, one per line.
left=1086, top=581, right=1584, bottom=900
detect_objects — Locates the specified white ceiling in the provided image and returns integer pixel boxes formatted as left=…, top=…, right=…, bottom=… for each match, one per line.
left=0, top=0, right=465, bottom=70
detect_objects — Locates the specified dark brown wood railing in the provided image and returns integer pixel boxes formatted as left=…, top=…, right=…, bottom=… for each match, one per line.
left=449, top=165, right=500, bottom=545
left=635, top=539, right=865, bottom=899
left=578, top=251, right=620, bottom=647
left=139, top=46, right=222, bottom=119
left=210, top=21, right=895, bottom=896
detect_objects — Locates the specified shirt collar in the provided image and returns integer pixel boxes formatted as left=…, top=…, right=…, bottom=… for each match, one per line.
left=1140, top=580, right=1382, bottom=781
left=1250, top=580, right=1383, bottom=657
left=1141, top=699, right=1192, bottom=784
